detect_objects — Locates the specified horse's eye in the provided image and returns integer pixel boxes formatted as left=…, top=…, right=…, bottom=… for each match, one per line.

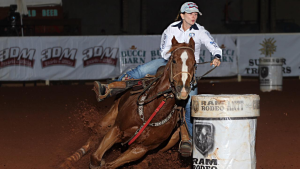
left=172, top=60, right=176, bottom=64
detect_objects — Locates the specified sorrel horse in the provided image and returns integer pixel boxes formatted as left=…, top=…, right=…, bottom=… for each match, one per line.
left=61, top=37, right=197, bottom=169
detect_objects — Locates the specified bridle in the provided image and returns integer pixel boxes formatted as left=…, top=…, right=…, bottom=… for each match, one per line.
left=137, top=45, right=219, bottom=105
left=170, top=46, right=219, bottom=84
left=136, top=46, right=197, bottom=105
left=169, top=46, right=197, bottom=89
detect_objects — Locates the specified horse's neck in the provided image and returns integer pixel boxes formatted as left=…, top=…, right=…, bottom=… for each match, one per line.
left=148, top=71, right=171, bottom=98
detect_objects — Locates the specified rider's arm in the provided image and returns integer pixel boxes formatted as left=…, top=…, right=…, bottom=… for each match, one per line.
left=160, top=27, right=172, bottom=60
left=198, top=29, right=222, bottom=60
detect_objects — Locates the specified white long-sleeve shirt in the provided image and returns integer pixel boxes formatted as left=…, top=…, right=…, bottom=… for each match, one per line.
left=160, top=21, right=222, bottom=63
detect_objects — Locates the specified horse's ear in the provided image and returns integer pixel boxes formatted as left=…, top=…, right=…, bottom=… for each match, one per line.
left=189, top=37, right=195, bottom=51
left=171, top=36, right=178, bottom=46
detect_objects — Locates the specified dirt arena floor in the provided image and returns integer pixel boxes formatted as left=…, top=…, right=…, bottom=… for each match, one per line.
left=0, top=78, right=299, bottom=169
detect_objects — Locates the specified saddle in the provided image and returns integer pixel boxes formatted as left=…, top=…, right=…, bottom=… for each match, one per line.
left=130, top=75, right=157, bottom=95
left=130, top=66, right=165, bottom=95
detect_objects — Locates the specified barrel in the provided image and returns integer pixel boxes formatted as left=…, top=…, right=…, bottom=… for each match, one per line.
left=259, top=57, right=283, bottom=92
left=191, top=94, right=260, bottom=169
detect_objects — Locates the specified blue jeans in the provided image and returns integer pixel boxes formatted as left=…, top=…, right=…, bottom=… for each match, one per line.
left=118, top=58, right=196, bottom=137
left=118, top=58, right=168, bottom=80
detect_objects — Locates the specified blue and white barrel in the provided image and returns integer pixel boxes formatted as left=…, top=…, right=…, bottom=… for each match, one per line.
left=259, top=57, right=283, bottom=92
left=191, top=94, right=260, bottom=169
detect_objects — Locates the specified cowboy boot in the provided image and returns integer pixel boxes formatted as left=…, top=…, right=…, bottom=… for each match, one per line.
left=93, top=80, right=142, bottom=102
left=179, top=122, right=192, bottom=157
left=93, top=81, right=125, bottom=102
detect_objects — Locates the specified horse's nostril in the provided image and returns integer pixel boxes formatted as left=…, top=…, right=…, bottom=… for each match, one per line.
left=185, top=87, right=191, bottom=93
left=176, top=86, right=182, bottom=92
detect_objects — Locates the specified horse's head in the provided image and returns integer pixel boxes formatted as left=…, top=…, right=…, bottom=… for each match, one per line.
left=168, top=37, right=196, bottom=100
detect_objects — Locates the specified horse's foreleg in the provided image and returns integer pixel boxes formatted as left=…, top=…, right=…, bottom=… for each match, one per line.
left=103, top=146, right=148, bottom=169
left=90, top=126, right=122, bottom=168
left=159, top=127, right=180, bottom=152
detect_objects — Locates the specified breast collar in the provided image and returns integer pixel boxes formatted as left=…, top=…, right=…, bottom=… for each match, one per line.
left=172, top=21, right=199, bottom=31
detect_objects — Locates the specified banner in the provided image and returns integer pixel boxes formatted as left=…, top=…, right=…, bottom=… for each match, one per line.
left=237, top=34, right=300, bottom=77
left=1, top=34, right=299, bottom=81
left=0, top=36, right=120, bottom=80
left=118, top=35, right=161, bottom=74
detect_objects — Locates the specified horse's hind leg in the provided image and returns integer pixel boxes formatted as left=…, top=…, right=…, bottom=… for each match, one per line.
left=90, top=126, right=122, bottom=168
left=159, top=127, right=180, bottom=152
left=60, top=142, right=90, bottom=168
left=60, top=99, right=120, bottom=168
left=102, top=146, right=148, bottom=169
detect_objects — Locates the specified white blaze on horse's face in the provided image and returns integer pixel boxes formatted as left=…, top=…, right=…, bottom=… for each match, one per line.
left=180, top=51, right=188, bottom=99
left=180, top=51, right=188, bottom=86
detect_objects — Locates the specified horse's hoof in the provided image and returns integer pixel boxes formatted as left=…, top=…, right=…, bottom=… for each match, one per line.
left=101, top=159, right=106, bottom=166
left=90, top=154, right=101, bottom=166
left=90, top=163, right=101, bottom=169
left=89, top=159, right=105, bottom=169
left=90, top=154, right=106, bottom=168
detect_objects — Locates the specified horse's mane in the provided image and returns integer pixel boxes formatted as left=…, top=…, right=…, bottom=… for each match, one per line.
left=167, top=43, right=190, bottom=54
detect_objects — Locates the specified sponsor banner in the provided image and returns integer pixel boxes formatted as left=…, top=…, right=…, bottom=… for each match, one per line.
left=77, top=36, right=120, bottom=80
left=118, top=35, right=161, bottom=74
left=237, top=35, right=300, bottom=76
left=196, top=35, right=238, bottom=77
left=0, top=37, right=38, bottom=80
left=0, top=36, right=120, bottom=80
left=1, top=34, right=299, bottom=81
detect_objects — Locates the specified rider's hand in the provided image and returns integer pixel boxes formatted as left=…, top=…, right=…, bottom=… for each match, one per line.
left=210, top=56, right=221, bottom=67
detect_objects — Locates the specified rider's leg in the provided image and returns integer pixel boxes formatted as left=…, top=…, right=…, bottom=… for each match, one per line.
left=117, top=58, right=168, bottom=80
left=94, top=58, right=168, bottom=101
left=93, top=80, right=142, bottom=102
left=179, top=118, right=193, bottom=157
left=178, top=86, right=197, bottom=157
left=185, top=86, right=198, bottom=137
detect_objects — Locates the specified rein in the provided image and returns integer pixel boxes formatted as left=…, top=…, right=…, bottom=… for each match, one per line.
left=136, top=76, right=174, bottom=105
left=195, top=61, right=218, bottom=81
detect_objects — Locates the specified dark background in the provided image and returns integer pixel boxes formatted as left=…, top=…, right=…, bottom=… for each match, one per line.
left=0, top=0, right=300, bottom=36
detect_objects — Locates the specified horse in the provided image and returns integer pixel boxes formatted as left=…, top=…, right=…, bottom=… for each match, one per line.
left=61, top=37, right=197, bottom=169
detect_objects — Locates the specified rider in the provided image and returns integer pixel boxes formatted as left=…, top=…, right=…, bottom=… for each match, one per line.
left=93, top=2, right=222, bottom=156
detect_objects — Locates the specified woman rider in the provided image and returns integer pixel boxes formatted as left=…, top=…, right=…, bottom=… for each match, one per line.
left=93, top=2, right=222, bottom=156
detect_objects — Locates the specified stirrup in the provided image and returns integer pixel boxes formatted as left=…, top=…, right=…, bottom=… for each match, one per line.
left=93, top=81, right=106, bottom=102
left=178, top=140, right=192, bottom=157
